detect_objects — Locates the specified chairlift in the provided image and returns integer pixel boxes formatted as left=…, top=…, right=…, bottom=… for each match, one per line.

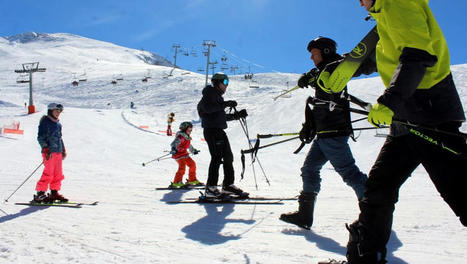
left=249, top=80, right=259, bottom=88
left=142, top=77, right=149, bottom=82
left=116, top=74, right=124, bottom=81
left=111, top=80, right=117, bottom=85
left=71, top=80, right=79, bottom=87
left=190, top=48, right=198, bottom=57
left=197, top=68, right=205, bottom=72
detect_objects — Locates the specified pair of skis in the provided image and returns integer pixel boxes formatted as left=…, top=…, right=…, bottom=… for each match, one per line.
left=14, top=201, right=99, bottom=208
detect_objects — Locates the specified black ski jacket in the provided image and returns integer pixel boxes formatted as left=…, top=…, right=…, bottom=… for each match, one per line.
left=197, top=85, right=234, bottom=129
left=306, top=54, right=352, bottom=138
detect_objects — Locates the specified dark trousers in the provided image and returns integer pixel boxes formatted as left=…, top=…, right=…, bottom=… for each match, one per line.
left=349, top=122, right=467, bottom=261
left=203, top=128, right=235, bottom=187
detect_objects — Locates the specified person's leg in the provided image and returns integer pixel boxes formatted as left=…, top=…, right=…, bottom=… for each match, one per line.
left=321, top=136, right=367, bottom=199
left=347, top=136, right=420, bottom=264
left=173, top=159, right=186, bottom=183
left=204, top=129, right=222, bottom=186
left=49, top=153, right=65, bottom=191
left=414, top=123, right=467, bottom=226
left=35, top=153, right=56, bottom=192
left=300, top=140, right=327, bottom=194
left=221, top=132, right=235, bottom=186
left=186, top=157, right=197, bottom=182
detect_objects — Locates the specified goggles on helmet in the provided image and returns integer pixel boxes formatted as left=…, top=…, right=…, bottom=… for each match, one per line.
left=223, top=78, right=229, bottom=86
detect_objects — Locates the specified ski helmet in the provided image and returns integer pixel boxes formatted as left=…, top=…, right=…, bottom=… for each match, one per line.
left=169, top=112, right=175, bottom=116
left=47, top=103, right=64, bottom=112
left=307, top=37, right=337, bottom=55
left=179, top=121, right=193, bottom=131
left=211, top=72, right=229, bottom=86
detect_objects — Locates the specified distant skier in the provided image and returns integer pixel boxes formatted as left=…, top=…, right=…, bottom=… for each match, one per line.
left=130, top=101, right=135, bottom=109
left=33, top=103, right=68, bottom=203
left=167, top=112, right=175, bottom=136
left=327, top=1, right=467, bottom=263
left=280, top=37, right=369, bottom=230
left=197, top=72, right=248, bottom=198
left=169, top=121, right=202, bottom=188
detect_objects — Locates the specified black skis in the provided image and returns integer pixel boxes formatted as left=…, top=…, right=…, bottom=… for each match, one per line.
left=14, top=201, right=99, bottom=208
left=155, top=185, right=206, bottom=191
left=183, top=196, right=297, bottom=201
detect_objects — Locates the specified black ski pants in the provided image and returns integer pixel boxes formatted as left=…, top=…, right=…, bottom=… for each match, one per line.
left=347, top=122, right=467, bottom=262
left=203, top=128, right=235, bottom=187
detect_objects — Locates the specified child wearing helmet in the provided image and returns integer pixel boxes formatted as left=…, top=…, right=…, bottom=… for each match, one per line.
left=33, top=103, right=68, bottom=203
left=167, top=112, right=175, bottom=136
left=168, top=121, right=202, bottom=188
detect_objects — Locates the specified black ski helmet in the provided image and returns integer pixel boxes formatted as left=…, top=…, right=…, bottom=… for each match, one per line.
left=179, top=121, right=193, bottom=131
left=211, top=72, right=229, bottom=86
left=307, top=37, right=337, bottom=55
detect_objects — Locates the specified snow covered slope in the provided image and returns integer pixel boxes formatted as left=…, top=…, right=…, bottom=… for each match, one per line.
left=0, top=33, right=466, bottom=263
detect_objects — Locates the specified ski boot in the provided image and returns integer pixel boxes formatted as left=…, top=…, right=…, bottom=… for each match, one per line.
left=204, top=186, right=222, bottom=198
left=32, top=191, right=49, bottom=203
left=168, top=182, right=185, bottom=189
left=48, top=190, right=69, bottom=203
left=186, top=179, right=204, bottom=186
left=279, top=191, right=316, bottom=230
left=222, top=184, right=249, bottom=199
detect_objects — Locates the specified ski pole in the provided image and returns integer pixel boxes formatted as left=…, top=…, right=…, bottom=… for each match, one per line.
left=142, top=153, right=171, bottom=167
left=242, top=136, right=300, bottom=154
left=273, top=85, right=301, bottom=101
left=257, top=132, right=299, bottom=139
left=4, top=161, right=44, bottom=202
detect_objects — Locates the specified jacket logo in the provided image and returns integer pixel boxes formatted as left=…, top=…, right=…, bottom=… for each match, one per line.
left=350, top=42, right=367, bottom=59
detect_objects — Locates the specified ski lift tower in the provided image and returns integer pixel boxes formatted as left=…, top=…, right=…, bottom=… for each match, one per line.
left=15, top=62, right=46, bottom=114
left=202, top=40, right=216, bottom=86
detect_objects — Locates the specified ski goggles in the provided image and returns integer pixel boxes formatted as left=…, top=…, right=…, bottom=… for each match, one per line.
left=223, top=78, right=229, bottom=86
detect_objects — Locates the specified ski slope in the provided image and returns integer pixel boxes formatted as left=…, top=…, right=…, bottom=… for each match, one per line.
left=0, top=33, right=466, bottom=264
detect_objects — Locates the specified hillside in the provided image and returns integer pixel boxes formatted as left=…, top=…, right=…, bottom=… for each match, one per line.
left=0, top=33, right=466, bottom=264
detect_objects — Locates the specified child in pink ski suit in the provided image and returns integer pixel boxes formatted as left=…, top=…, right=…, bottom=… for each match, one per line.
left=33, top=103, right=68, bottom=203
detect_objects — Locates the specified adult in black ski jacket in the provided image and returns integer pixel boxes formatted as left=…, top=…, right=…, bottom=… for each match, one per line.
left=197, top=72, right=248, bottom=198
left=280, top=37, right=369, bottom=230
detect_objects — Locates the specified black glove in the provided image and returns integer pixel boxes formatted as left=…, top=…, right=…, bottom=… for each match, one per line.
left=224, top=100, right=238, bottom=108
left=234, top=109, right=248, bottom=120
left=299, top=123, right=316, bottom=143
left=297, top=69, right=319, bottom=88
left=193, top=149, right=200, bottom=155
left=297, top=73, right=311, bottom=88
left=170, top=148, right=177, bottom=155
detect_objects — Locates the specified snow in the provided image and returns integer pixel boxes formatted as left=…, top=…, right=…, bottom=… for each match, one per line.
left=0, top=33, right=466, bottom=264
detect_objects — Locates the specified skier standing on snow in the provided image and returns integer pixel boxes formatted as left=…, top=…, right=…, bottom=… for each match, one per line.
left=167, top=112, right=175, bottom=136
left=33, top=103, right=68, bottom=203
left=169, top=121, right=202, bottom=188
left=197, top=72, right=248, bottom=198
left=327, top=1, right=467, bottom=263
left=280, top=37, right=369, bottom=230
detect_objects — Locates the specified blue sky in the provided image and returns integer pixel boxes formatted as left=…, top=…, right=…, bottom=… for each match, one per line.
left=1, top=0, right=466, bottom=74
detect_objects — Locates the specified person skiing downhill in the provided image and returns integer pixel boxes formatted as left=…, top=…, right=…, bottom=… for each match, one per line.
left=33, top=103, right=68, bottom=203
left=167, top=112, right=175, bottom=136
left=280, top=37, right=369, bottom=230
left=197, top=72, right=248, bottom=198
left=319, top=1, right=467, bottom=263
left=169, top=121, right=202, bottom=188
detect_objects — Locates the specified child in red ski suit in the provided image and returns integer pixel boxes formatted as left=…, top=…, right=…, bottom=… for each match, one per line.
left=169, top=122, right=201, bottom=187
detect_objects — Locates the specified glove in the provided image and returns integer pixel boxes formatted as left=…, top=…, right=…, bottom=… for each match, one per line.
left=224, top=100, right=237, bottom=108
left=297, top=73, right=311, bottom=88
left=298, top=69, right=319, bottom=88
left=193, top=149, right=200, bottom=155
left=42, top=147, right=51, bottom=160
left=299, top=123, right=316, bottom=143
left=170, top=148, right=177, bottom=155
left=234, top=109, right=248, bottom=120
left=367, top=103, right=394, bottom=126
left=317, top=70, right=332, bottom=94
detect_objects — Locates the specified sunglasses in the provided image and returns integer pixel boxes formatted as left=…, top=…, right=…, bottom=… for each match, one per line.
left=223, top=79, right=229, bottom=86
